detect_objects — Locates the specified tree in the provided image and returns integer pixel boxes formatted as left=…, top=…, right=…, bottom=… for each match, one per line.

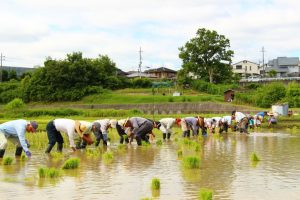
left=8, top=70, right=17, bottom=80
left=179, top=28, right=234, bottom=83
left=268, top=70, right=277, bottom=78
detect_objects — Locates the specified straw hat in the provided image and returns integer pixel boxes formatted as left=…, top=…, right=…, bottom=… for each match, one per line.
left=267, top=112, right=274, bottom=116
left=123, top=117, right=130, bottom=127
left=118, top=119, right=126, bottom=127
left=75, top=121, right=87, bottom=138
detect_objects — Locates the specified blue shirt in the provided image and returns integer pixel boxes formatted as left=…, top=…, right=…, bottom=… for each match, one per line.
left=256, top=112, right=265, bottom=117
left=0, top=119, right=29, bottom=152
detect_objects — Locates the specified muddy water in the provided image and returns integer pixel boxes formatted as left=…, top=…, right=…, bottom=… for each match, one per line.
left=1, top=132, right=300, bottom=200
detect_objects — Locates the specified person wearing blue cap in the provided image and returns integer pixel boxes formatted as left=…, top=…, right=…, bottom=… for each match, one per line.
left=0, top=119, right=38, bottom=158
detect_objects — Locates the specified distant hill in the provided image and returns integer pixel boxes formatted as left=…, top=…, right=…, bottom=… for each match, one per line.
left=2, top=66, right=35, bottom=77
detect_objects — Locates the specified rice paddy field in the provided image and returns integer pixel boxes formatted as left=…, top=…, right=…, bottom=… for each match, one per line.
left=1, top=123, right=300, bottom=200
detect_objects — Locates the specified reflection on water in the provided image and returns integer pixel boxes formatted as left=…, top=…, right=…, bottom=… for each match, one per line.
left=1, top=132, right=300, bottom=200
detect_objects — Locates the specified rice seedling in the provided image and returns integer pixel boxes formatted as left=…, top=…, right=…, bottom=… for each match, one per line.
left=182, top=156, right=200, bottom=169
left=177, top=149, right=183, bottom=158
left=51, top=152, right=64, bottom=161
left=198, top=188, right=213, bottom=200
left=117, top=144, right=127, bottom=153
left=20, top=154, right=27, bottom=162
left=62, top=158, right=80, bottom=169
left=2, top=156, right=13, bottom=165
left=151, top=178, right=160, bottom=190
left=194, top=143, right=201, bottom=152
left=86, top=148, right=101, bottom=158
left=38, top=167, right=61, bottom=178
left=102, top=151, right=114, bottom=163
left=140, top=198, right=152, bottom=200
left=156, top=139, right=163, bottom=146
left=141, top=141, right=150, bottom=146
left=250, top=152, right=260, bottom=162
left=174, top=137, right=178, bottom=142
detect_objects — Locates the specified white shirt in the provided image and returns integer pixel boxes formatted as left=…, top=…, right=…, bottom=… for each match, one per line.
left=54, top=119, right=78, bottom=148
left=221, top=116, right=232, bottom=125
left=235, top=112, right=246, bottom=123
left=95, top=119, right=110, bottom=134
left=159, top=118, right=176, bottom=129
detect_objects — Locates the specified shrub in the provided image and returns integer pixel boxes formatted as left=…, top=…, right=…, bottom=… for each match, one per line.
left=5, top=98, right=26, bottom=110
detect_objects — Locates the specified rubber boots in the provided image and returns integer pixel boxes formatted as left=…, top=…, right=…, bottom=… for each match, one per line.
left=0, top=149, right=5, bottom=158
left=163, top=133, right=166, bottom=140
left=57, top=143, right=63, bottom=152
left=45, top=144, right=54, bottom=153
left=15, top=147, right=23, bottom=156
left=167, top=133, right=171, bottom=139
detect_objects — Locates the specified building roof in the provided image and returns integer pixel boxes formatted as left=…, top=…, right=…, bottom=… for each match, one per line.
left=144, top=67, right=177, bottom=73
left=268, top=57, right=299, bottom=67
left=232, top=60, right=259, bottom=66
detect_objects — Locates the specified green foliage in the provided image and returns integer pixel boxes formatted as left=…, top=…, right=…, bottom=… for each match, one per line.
left=285, top=82, right=300, bottom=107
left=182, top=156, right=200, bottom=169
left=268, top=70, right=277, bottom=77
left=178, top=28, right=234, bottom=83
left=23, top=108, right=82, bottom=117
left=191, top=79, right=238, bottom=95
left=255, top=83, right=286, bottom=108
left=62, top=158, right=80, bottom=169
left=151, top=178, right=161, bottom=190
left=156, top=139, right=163, bottom=146
left=0, top=80, right=22, bottom=103
left=198, top=188, right=213, bottom=200
left=168, top=97, right=174, bottom=102
left=5, top=98, right=26, bottom=110
left=131, top=78, right=152, bottom=88
left=102, top=151, right=114, bottom=163
left=2, top=156, right=14, bottom=165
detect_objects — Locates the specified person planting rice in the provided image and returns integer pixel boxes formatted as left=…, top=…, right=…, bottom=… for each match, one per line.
left=181, top=116, right=204, bottom=137
left=154, top=118, right=181, bottom=140
left=115, top=119, right=130, bottom=144
left=122, top=117, right=154, bottom=145
left=45, top=119, right=93, bottom=153
left=93, top=119, right=117, bottom=146
left=231, top=111, right=249, bottom=134
left=0, top=119, right=38, bottom=158
left=219, top=115, right=232, bottom=134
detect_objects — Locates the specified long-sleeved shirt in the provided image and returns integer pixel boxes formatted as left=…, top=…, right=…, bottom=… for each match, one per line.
left=159, top=118, right=176, bottom=130
left=184, top=117, right=199, bottom=135
left=235, top=112, right=246, bottom=123
left=94, top=119, right=110, bottom=134
left=53, top=119, right=78, bottom=148
left=129, top=117, right=149, bottom=135
left=0, top=119, right=29, bottom=152
left=221, top=116, right=232, bottom=125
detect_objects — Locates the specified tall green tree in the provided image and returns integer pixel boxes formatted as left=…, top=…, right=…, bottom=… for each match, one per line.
left=179, top=28, right=234, bottom=83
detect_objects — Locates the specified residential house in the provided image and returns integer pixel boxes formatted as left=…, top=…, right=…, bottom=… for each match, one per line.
left=144, top=67, right=177, bottom=80
left=232, top=60, right=261, bottom=78
left=265, top=57, right=300, bottom=77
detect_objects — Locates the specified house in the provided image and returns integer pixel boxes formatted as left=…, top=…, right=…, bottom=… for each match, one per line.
left=126, top=71, right=156, bottom=79
left=232, top=60, right=261, bottom=78
left=265, top=57, right=300, bottom=77
left=144, top=67, right=177, bottom=80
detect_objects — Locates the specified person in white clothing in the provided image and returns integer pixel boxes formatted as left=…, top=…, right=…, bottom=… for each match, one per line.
left=231, top=111, right=249, bottom=134
left=154, top=118, right=181, bottom=140
left=219, top=116, right=232, bottom=133
left=45, top=119, right=92, bottom=153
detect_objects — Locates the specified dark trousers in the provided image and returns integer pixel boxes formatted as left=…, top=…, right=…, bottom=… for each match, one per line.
left=135, top=121, right=153, bottom=145
left=46, top=120, right=64, bottom=145
left=116, top=123, right=129, bottom=144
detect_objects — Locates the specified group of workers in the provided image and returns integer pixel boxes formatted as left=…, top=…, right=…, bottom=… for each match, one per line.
left=0, top=110, right=278, bottom=158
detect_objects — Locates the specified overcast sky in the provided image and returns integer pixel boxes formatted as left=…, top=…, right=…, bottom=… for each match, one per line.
left=1, top=0, right=300, bottom=71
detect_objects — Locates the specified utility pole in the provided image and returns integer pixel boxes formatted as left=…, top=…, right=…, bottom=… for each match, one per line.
left=261, top=47, right=266, bottom=77
left=138, top=47, right=142, bottom=78
left=0, top=53, right=5, bottom=83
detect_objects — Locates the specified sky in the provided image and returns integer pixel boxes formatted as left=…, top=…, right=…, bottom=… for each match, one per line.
left=1, top=0, right=300, bottom=72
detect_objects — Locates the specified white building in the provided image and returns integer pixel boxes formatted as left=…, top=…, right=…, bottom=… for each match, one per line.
left=232, top=60, right=261, bottom=78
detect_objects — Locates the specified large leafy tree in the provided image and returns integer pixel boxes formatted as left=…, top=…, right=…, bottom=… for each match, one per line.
left=179, top=28, right=234, bottom=83
left=24, top=52, right=120, bottom=101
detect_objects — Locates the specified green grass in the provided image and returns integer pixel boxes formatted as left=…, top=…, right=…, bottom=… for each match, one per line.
left=62, top=158, right=80, bottom=169
left=198, top=188, right=213, bottom=200
left=151, top=178, right=161, bottom=190
left=2, top=157, right=14, bottom=165
left=38, top=167, right=61, bottom=178
left=250, top=152, right=260, bottom=162
left=182, top=156, right=201, bottom=169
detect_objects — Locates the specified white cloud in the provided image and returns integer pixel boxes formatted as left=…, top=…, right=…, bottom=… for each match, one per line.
left=0, top=0, right=299, bottom=71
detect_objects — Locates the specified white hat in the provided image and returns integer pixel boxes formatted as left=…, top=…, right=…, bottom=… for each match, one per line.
left=118, top=119, right=126, bottom=127
left=109, top=119, right=117, bottom=128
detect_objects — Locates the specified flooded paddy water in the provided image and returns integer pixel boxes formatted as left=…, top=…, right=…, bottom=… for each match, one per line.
left=1, top=131, right=300, bottom=200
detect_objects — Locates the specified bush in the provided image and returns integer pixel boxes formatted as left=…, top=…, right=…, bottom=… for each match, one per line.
left=255, top=83, right=286, bottom=108
left=192, top=80, right=238, bottom=95
left=5, top=98, right=26, bottom=110
left=285, top=82, right=300, bottom=107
